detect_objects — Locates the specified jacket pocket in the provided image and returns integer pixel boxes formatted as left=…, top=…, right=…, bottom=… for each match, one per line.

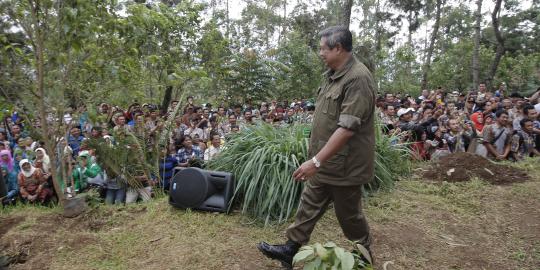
left=322, top=90, right=341, bottom=119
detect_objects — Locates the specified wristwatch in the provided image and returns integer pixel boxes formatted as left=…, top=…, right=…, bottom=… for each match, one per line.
left=311, top=157, right=321, bottom=168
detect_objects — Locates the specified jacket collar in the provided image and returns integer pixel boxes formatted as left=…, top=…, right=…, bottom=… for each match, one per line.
left=324, top=55, right=356, bottom=81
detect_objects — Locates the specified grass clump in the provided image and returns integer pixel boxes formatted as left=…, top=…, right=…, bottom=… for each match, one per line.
left=207, top=124, right=309, bottom=225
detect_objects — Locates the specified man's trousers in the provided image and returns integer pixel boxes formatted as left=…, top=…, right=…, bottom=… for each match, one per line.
left=286, top=178, right=371, bottom=247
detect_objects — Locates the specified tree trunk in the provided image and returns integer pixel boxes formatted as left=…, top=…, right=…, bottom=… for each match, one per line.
left=485, top=0, right=505, bottom=90
left=341, top=0, right=354, bottom=29
left=29, top=0, right=65, bottom=204
left=420, top=0, right=443, bottom=90
left=472, top=0, right=483, bottom=88
left=161, top=85, right=173, bottom=114
left=278, top=0, right=287, bottom=46
left=226, top=0, right=230, bottom=41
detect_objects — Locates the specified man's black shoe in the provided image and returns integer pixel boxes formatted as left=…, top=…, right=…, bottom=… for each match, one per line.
left=257, top=240, right=301, bottom=269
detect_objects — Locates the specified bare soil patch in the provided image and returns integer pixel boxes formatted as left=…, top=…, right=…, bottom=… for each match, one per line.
left=0, top=216, right=24, bottom=239
left=422, top=152, right=529, bottom=184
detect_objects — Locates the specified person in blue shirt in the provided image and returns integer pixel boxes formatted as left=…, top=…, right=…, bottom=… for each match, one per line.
left=1, top=164, right=18, bottom=205
left=68, top=126, right=85, bottom=157
left=158, top=144, right=179, bottom=191
left=177, top=135, right=203, bottom=167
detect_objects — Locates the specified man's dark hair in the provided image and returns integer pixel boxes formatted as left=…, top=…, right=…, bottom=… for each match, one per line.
left=495, top=109, right=508, bottom=118
left=520, top=118, right=532, bottom=128
left=383, top=103, right=394, bottom=110
left=509, top=92, right=523, bottom=98
left=319, top=26, right=353, bottom=52
left=523, top=104, right=535, bottom=116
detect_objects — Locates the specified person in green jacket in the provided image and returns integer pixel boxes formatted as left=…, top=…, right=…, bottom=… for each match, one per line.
left=72, top=150, right=102, bottom=192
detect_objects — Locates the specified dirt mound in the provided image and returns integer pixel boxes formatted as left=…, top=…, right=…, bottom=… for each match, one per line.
left=422, top=152, right=529, bottom=184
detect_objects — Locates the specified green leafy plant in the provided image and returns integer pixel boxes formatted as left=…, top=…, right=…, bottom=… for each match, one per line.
left=292, top=242, right=373, bottom=270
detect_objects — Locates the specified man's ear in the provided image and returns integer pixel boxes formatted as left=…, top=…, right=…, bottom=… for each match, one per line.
left=335, top=43, right=343, bottom=54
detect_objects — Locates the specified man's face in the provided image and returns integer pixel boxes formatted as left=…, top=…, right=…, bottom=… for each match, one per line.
left=228, top=115, right=236, bottom=125
left=211, top=136, right=221, bottom=147
left=184, top=138, right=193, bottom=148
left=71, top=128, right=81, bottom=137
left=449, top=119, right=459, bottom=132
left=319, top=37, right=340, bottom=69
left=422, top=90, right=429, bottom=97
left=401, top=112, right=413, bottom=122
left=287, top=109, right=294, bottom=117
left=218, top=108, right=225, bottom=116
left=150, top=111, right=158, bottom=119
left=91, top=129, right=99, bottom=137
left=479, top=84, right=486, bottom=92
left=502, top=99, right=512, bottom=109
left=523, top=121, right=534, bottom=133
left=117, top=116, right=126, bottom=125
left=385, top=106, right=395, bottom=116
left=245, top=112, right=253, bottom=120
left=423, top=109, right=433, bottom=119
left=136, top=115, right=144, bottom=124
left=447, top=103, right=456, bottom=112
left=497, top=114, right=509, bottom=126
left=203, top=110, right=210, bottom=119
left=385, top=94, right=394, bottom=103
left=12, top=125, right=20, bottom=134
left=527, top=109, right=538, bottom=120
left=171, top=101, right=179, bottom=108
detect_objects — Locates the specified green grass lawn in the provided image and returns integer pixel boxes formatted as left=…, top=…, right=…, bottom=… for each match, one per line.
left=1, top=158, right=539, bottom=270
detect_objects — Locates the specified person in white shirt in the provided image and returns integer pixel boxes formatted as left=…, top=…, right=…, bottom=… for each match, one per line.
left=204, top=134, right=222, bottom=161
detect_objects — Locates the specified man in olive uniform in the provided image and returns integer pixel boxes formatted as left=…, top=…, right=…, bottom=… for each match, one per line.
left=258, top=26, right=376, bottom=268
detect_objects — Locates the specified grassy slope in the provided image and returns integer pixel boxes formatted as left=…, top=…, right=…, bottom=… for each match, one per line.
left=1, top=158, right=539, bottom=270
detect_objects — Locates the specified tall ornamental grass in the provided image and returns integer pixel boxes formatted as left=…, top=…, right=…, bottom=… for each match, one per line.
left=207, top=120, right=411, bottom=225
left=207, top=124, right=309, bottom=225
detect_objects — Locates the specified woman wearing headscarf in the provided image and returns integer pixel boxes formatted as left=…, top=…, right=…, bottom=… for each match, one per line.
left=468, top=111, right=487, bottom=157
left=34, top=148, right=51, bottom=174
left=0, top=149, right=14, bottom=173
left=17, top=159, right=52, bottom=203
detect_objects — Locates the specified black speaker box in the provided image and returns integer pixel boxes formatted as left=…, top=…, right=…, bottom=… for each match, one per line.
left=169, top=167, right=234, bottom=213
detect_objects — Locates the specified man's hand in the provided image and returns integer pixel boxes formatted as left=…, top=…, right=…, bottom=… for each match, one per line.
left=292, top=160, right=318, bottom=182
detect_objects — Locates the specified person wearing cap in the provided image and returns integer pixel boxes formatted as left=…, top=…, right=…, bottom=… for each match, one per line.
left=258, top=26, right=376, bottom=268
left=72, top=150, right=102, bottom=192
left=397, top=107, right=416, bottom=131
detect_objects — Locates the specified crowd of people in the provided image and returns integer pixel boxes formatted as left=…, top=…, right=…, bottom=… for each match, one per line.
left=0, top=96, right=316, bottom=206
left=1, top=84, right=539, bottom=207
left=379, top=85, right=540, bottom=161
